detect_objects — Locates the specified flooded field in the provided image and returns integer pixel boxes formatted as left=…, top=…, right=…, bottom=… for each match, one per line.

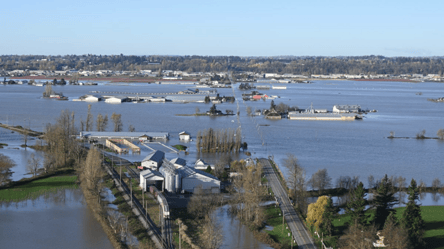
left=0, top=189, right=113, bottom=249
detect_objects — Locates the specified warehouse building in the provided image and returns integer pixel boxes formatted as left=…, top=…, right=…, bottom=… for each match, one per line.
left=140, top=169, right=164, bottom=191
left=142, top=150, right=165, bottom=170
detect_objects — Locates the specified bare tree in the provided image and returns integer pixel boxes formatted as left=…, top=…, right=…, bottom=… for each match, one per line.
left=416, top=129, right=426, bottom=139
left=96, top=114, right=104, bottom=131
left=368, top=175, right=375, bottom=189
left=195, top=107, right=200, bottom=114
left=200, top=215, right=223, bottom=249
left=86, top=104, right=93, bottom=131
left=338, top=221, right=377, bottom=249
left=111, top=112, right=123, bottom=132
left=82, top=147, right=103, bottom=200
left=432, top=178, right=442, bottom=192
left=309, top=168, right=332, bottom=193
left=128, top=124, right=135, bottom=132
left=27, top=153, right=41, bottom=176
left=437, top=129, right=444, bottom=139
left=246, top=106, right=252, bottom=116
left=283, top=154, right=307, bottom=213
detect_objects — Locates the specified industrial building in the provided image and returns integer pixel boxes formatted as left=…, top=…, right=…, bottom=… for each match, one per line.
left=141, top=150, right=165, bottom=170
left=140, top=169, right=164, bottom=191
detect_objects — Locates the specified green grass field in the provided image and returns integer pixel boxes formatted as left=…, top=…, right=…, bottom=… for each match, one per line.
left=264, top=205, right=293, bottom=247
left=327, top=205, right=444, bottom=249
left=0, top=175, right=78, bottom=202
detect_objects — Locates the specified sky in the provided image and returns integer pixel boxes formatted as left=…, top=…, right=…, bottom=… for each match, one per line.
left=1, top=0, right=443, bottom=56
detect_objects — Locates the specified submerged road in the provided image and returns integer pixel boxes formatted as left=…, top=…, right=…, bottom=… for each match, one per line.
left=259, top=158, right=317, bottom=249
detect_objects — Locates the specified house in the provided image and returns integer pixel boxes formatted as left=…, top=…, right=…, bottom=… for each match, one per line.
left=179, top=166, right=221, bottom=193
left=170, top=158, right=186, bottom=168
left=194, top=159, right=214, bottom=171
left=141, top=150, right=165, bottom=170
left=179, top=131, right=190, bottom=141
left=140, top=169, right=164, bottom=191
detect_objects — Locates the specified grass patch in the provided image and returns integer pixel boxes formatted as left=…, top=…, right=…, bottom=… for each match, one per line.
left=173, top=144, right=187, bottom=151
left=263, top=205, right=293, bottom=248
left=395, top=206, right=444, bottom=249
left=0, top=175, right=77, bottom=202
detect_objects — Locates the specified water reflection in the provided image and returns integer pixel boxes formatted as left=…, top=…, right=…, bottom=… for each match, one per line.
left=214, top=205, right=272, bottom=249
left=0, top=189, right=113, bottom=249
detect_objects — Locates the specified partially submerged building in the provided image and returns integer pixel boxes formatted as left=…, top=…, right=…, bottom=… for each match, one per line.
left=80, top=131, right=169, bottom=141
left=332, top=105, right=361, bottom=113
left=141, top=150, right=165, bottom=170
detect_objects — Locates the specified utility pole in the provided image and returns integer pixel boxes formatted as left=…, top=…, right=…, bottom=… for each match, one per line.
left=130, top=177, right=133, bottom=208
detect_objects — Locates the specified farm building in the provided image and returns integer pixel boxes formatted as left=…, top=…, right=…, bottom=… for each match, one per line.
left=141, top=150, right=165, bottom=170
left=80, top=131, right=169, bottom=141
left=178, top=166, right=221, bottom=193
left=105, top=96, right=130, bottom=104
left=84, top=94, right=102, bottom=102
left=333, top=105, right=361, bottom=113
left=140, top=169, right=164, bottom=191
left=159, top=160, right=180, bottom=193
left=170, top=158, right=186, bottom=168
left=179, top=131, right=191, bottom=141
left=194, top=159, right=214, bottom=171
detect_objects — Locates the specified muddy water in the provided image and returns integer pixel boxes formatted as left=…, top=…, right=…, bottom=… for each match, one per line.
left=0, top=189, right=113, bottom=249
left=214, top=205, right=272, bottom=249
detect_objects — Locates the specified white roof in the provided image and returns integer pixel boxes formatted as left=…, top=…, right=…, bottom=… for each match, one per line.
left=170, top=158, right=186, bottom=166
left=140, top=169, right=164, bottom=180
left=142, top=150, right=165, bottom=164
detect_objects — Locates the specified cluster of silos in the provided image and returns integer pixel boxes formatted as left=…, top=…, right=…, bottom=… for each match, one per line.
left=159, top=160, right=181, bottom=193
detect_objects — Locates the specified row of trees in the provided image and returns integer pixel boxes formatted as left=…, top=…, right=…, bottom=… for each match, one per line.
left=229, top=161, right=267, bottom=228
left=3, top=54, right=444, bottom=75
left=0, top=154, right=15, bottom=185
left=195, top=128, right=244, bottom=153
left=307, top=176, right=426, bottom=248
left=79, top=104, right=125, bottom=132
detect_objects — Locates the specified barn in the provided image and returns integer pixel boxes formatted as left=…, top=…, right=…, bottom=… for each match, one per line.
left=141, top=150, right=165, bottom=170
left=140, top=169, right=164, bottom=191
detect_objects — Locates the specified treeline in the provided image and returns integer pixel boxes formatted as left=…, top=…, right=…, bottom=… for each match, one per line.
left=2, top=54, right=444, bottom=75
left=195, top=128, right=245, bottom=153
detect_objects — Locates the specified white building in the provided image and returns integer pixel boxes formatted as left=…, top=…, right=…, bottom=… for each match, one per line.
left=141, top=150, right=165, bottom=170
left=333, top=105, right=361, bottom=113
left=170, top=158, right=186, bottom=168
left=194, top=159, right=214, bottom=171
left=179, top=166, right=221, bottom=193
left=140, top=169, right=164, bottom=191
left=179, top=131, right=190, bottom=141
left=84, top=94, right=102, bottom=102
left=105, top=96, right=129, bottom=104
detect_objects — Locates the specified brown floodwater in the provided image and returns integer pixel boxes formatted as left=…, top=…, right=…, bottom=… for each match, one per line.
left=0, top=188, right=113, bottom=249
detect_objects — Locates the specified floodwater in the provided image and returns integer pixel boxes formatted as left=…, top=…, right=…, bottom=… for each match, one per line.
left=0, top=80, right=443, bottom=187
left=0, top=188, right=113, bottom=249
left=214, top=205, right=272, bottom=249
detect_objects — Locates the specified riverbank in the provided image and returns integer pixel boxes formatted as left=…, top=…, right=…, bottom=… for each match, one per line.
left=0, top=123, right=44, bottom=137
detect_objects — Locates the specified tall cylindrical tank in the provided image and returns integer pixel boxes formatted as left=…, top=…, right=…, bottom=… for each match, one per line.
left=175, top=174, right=181, bottom=192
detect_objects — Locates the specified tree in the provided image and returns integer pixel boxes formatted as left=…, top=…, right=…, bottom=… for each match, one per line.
left=200, top=215, right=223, bottom=249
left=27, top=153, right=41, bottom=176
left=306, top=195, right=329, bottom=230
left=111, top=112, right=123, bottom=132
left=86, top=104, right=93, bottom=131
left=309, top=168, right=332, bottom=193
left=346, top=182, right=367, bottom=226
left=321, top=196, right=336, bottom=236
left=195, top=107, right=200, bottom=114
left=402, top=179, right=425, bottom=248
left=283, top=154, right=307, bottom=214
left=246, top=106, right=252, bottom=116
left=416, top=129, right=426, bottom=139
left=270, top=100, right=276, bottom=110
left=338, top=221, right=376, bottom=249
left=373, top=174, right=398, bottom=229
left=82, top=147, right=103, bottom=199
left=437, top=129, right=444, bottom=139
left=128, top=125, right=135, bottom=132
left=0, top=154, right=15, bottom=185
left=96, top=114, right=108, bottom=132
left=381, top=213, right=411, bottom=249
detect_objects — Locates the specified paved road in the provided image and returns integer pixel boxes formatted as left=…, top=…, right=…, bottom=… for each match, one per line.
left=260, top=158, right=317, bottom=249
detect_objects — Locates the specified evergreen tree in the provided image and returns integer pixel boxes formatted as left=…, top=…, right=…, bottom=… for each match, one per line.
left=402, top=179, right=425, bottom=248
left=373, top=174, right=397, bottom=229
left=346, top=182, right=367, bottom=226
left=321, top=196, right=336, bottom=236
